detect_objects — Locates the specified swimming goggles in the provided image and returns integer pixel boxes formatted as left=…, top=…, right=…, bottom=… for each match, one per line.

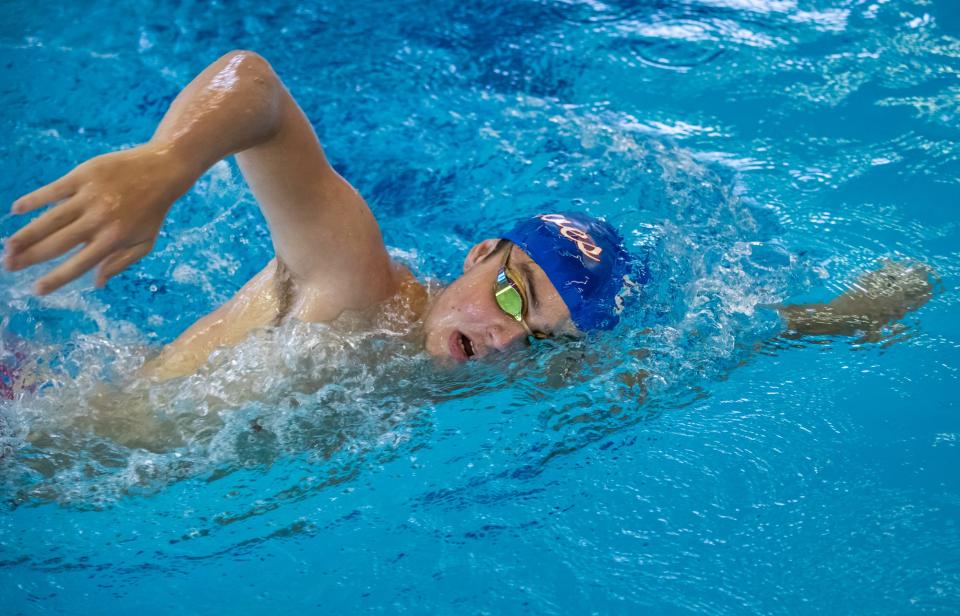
left=494, top=243, right=549, bottom=341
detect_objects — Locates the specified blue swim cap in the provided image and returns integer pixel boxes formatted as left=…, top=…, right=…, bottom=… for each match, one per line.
left=502, top=212, right=639, bottom=332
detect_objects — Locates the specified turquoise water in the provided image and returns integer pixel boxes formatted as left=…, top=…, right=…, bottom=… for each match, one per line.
left=1, top=0, right=959, bottom=613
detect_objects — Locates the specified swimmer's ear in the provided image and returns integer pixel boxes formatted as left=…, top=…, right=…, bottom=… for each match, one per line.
left=463, top=239, right=501, bottom=272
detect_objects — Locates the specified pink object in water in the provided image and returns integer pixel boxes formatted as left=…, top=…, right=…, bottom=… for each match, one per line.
left=0, top=341, right=29, bottom=400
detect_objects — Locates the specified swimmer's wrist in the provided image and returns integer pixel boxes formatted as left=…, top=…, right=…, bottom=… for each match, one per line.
left=145, top=139, right=209, bottom=183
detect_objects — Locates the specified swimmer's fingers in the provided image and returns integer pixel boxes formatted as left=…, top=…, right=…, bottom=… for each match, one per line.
left=5, top=196, right=87, bottom=266
left=5, top=215, right=95, bottom=272
left=94, top=242, right=152, bottom=288
left=34, top=236, right=113, bottom=295
left=11, top=174, right=76, bottom=215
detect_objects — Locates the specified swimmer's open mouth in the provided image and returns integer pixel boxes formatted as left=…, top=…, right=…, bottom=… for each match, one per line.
left=460, top=332, right=476, bottom=359
left=448, top=330, right=476, bottom=361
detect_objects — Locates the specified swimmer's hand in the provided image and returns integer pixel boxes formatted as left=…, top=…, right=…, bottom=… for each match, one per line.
left=5, top=143, right=196, bottom=294
left=779, top=260, right=938, bottom=339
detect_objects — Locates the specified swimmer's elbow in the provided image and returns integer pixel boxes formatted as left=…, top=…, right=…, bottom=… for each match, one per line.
left=209, top=50, right=285, bottom=138
left=216, top=50, right=278, bottom=87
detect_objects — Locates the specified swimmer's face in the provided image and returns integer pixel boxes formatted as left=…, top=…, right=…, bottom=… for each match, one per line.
left=422, top=239, right=578, bottom=362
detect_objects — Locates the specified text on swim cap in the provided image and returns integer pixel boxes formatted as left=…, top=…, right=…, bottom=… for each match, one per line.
left=538, top=214, right=603, bottom=262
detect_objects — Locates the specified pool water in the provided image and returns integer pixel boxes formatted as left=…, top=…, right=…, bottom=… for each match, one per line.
left=1, top=0, right=959, bottom=613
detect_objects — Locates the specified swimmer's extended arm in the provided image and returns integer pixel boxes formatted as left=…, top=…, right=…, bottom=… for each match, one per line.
left=776, top=261, right=936, bottom=339
left=7, top=51, right=396, bottom=305
left=152, top=51, right=397, bottom=305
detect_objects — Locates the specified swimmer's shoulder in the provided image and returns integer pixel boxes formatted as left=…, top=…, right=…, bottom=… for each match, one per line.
left=285, top=258, right=426, bottom=324
left=344, top=261, right=430, bottom=330
left=143, top=258, right=427, bottom=381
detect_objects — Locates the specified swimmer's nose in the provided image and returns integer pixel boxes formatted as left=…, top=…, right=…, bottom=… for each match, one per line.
left=486, top=319, right=528, bottom=353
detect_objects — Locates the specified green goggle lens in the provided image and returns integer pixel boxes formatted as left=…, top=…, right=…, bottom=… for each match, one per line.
left=495, top=270, right=524, bottom=320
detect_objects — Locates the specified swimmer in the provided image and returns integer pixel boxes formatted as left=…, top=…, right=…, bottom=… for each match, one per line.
left=3, top=51, right=936, bottom=381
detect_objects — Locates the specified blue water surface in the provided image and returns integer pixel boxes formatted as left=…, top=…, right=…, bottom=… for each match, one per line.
left=1, top=0, right=958, bottom=614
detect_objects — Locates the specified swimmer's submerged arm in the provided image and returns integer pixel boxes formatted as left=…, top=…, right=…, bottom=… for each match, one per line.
left=777, top=303, right=877, bottom=337
left=8, top=51, right=396, bottom=304
left=776, top=261, right=936, bottom=338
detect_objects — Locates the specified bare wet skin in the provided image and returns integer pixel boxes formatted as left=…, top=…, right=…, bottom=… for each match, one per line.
left=139, top=258, right=429, bottom=381
left=779, top=261, right=937, bottom=341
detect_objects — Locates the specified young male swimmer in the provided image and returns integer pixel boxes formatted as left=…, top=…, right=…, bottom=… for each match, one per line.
left=3, top=51, right=933, bottom=380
